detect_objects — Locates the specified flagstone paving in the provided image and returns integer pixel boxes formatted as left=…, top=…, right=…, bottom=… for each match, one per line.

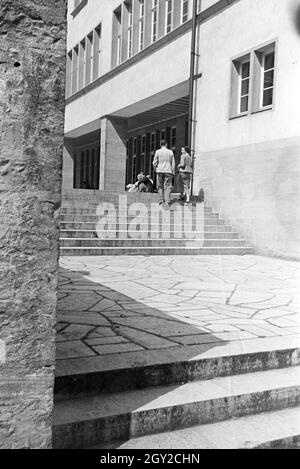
left=56, top=255, right=300, bottom=361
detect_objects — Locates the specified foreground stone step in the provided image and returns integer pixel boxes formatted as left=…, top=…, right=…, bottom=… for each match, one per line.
left=52, top=366, right=300, bottom=449
left=60, top=230, right=240, bottom=240
left=60, top=239, right=248, bottom=248
left=59, top=246, right=254, bottom=256
left=54, top=336, right=300, bottom=401
left=90, top=407, right=300, bottom=449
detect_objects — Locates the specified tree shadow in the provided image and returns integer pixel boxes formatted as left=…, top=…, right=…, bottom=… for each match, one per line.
left=54, top=265, right=231, bottom=448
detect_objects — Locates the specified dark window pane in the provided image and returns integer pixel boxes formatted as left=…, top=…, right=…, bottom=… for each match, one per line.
left=241, top=78, right=249, bottom=96
left=264, top=70, right=274, bottom=89
left=241, top=61, right=250, bottom=78
left=240, top=96, right=249, bottom=113
left=264, top=52, right=275, bottom=71
left=263, top=88, right=273, bottom=107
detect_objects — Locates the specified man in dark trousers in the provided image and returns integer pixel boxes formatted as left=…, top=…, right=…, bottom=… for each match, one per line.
left=153, top=140, right=175, bottom=206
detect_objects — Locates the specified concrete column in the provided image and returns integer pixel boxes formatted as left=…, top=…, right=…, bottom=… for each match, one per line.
left=100, top=117, right=128, bottom=192
left=173, top=0, right=181, bottom=29
left=121, top=2, right=129, bottom=62
left=62, top=141, right=75, bottom=191
left=132, top=0, right=141, bottom=56
left=0, top=0, right=66, bottom=449
left=144, top=0, right=152, bottom=48
left=158, top=0, right=166, bottom=39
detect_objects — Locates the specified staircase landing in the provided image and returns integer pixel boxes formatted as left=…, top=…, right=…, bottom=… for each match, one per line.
left=54, top=254, right=300, bottom=448
left=60, top=192, right=254, bottom=256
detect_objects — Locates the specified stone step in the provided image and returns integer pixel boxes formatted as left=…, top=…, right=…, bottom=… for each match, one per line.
left=60, top=230, right=241, bottom=240
left=90, top=407, right=300, bottom=449
left=59, top=246, right=254, bottom=256
left=62, top=191, right=200, bottom=201
left=60, top=215, right=225, bottom=225
left=60, top=207, right=214, bottom=215
left=52, top=366, right=300, bottom=449
left=60, top=222, right=234, bottom=232
left=54, top=335, right=300, bottom=401
left=60, top=238, right=248, bottom=248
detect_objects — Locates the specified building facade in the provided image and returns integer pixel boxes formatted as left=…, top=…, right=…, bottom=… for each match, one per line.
left=63, top=0, right=300, bottom=259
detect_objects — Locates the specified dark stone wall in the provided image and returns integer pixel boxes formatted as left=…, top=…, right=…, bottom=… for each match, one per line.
left=0, top=0, right=66, bottom=448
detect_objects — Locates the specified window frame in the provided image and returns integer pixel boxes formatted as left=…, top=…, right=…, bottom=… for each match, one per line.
left=165, top=0, right=174, bottom=35
left=181, top=0, right=189, bottom=24
left=261, top=49, right=275, bottom=110
left=171, top=126, right=177, bottom=149
left=127, top=1, right=133, bottom=58
left=116, top=8, right=122, bottom=65
left=139, top=0, right=145, bottom=52
left=229, top=40, right=277, bottom=120
left=71, top=0, right=88, bottom=18
left=238, top=57, right=251, bottom=115
left=151, top=0, right=159, bottom=44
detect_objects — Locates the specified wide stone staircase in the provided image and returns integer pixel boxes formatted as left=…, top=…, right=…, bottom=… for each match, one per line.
left=53, top=338, right=300, bottom=449
left=55, top=191, right=300, bottom=448
left=60, top=190, right=254, bottom=256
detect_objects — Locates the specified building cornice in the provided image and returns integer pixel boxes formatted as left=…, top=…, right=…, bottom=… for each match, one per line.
left=66, top=0, right=241, bottom=106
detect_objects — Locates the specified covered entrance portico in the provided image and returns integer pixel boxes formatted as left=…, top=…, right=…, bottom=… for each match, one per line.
left=62, top=81, right=190, bottom=194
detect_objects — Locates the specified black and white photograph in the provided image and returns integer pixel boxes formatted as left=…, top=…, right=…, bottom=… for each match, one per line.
left=1, top=0, right=300, bottom=453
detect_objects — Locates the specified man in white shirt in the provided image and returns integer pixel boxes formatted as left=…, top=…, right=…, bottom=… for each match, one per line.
left=153, top=140, right=175, bottom=206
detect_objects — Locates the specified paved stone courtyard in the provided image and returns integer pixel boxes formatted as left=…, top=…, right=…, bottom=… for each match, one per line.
left=57, top=255, right=300, bottom=364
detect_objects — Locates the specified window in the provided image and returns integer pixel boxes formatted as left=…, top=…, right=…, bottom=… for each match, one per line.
left=78, top=38, right=86, bottom=91
left=239, top=60, right=250, bottom=113
left=230, top=53, right=250, bottom=117
left=141, top=135, right=146, bottom=154
left=93, top=25, right=102, bottom=80
left=262, top=51, right=275, bottom=108
left=165, top=0, right=173, bottom=34
left=66, top=51, right=72, bottom=97
left=67, top=23, right=102, bottom=97
left=171, top=127, right=177, bottom=149
left=151, top=0, right=159, bottom=43
left=85, top=32, right=93, bottom=85
left=72, top=45, right=79, bottom=94
left=73, top=142, right=100, bottom=190
left=127, top=2, right=133, bottom=58
left=132, top=137, right=137, bottom=182
left=229, top=42, right=276, bottom=118
left=182, top=0, right=189, bottom=24
left=139, top=0, right=145, bottom=52
left=161, top=129, right=166, bottom=142
left=150, top=132, right=156, bottom=153
left=72, top=0, right=88, bottom=17
left=141, top=135, right=146, bottom=173
left=150, top=132, right=156, bottom=179
left=115, top=9, right=122, bottom=65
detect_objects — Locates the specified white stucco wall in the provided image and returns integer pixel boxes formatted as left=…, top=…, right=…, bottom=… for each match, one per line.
left=194, top=0, right=300, bottom=153
left=65, top=30, right=191, bottom=133
left=65, top=0, right=193, bottom=134
left=193, top=0, right=300, bottom=259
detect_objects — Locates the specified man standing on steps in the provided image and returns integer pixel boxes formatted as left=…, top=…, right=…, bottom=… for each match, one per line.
left=153, top=140, right=176, bottom=206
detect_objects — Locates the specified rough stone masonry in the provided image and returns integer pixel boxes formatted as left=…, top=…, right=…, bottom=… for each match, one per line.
left=0, top=1, right=66, bottom=448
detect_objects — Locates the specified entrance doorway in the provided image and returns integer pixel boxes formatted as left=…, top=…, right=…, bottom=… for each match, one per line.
left=73, top=142, right=100, bottom=189
left=126, top=115, right=188, bottom=192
